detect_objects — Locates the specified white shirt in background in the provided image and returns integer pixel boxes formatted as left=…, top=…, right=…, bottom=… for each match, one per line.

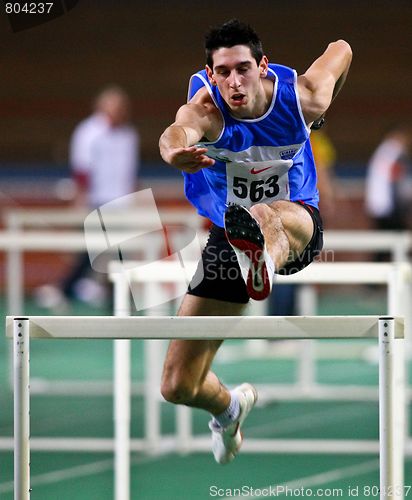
left=70, top=113, right=139, bottom=208
left=365, top=138, right=408, bottom=218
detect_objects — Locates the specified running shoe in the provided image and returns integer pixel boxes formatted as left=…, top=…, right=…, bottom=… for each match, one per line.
left=224, top=204, right=274, bottom=300
left=209, top=383, right=258, bottom=464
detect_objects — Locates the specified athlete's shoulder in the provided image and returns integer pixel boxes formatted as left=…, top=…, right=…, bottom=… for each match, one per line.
left=176, top=89, right=221, bottom=139
left=188, top=85, right=208, bottom=102
left=188, top=86, right=215, bottom=109
left=268, top=63, right=296, bottom=84
left=187, top=70, right=209, bottom=101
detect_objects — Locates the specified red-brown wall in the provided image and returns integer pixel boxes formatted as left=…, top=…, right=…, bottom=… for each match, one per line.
left=1, top=1, right=411, bottom=165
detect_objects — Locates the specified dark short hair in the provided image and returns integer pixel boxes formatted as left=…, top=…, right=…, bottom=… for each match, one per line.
left=205, top=19, right=263, bottom=68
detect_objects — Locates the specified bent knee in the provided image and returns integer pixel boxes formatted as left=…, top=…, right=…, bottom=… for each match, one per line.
left=161, top=375, right=199, bottom=405
left=250, top=202, right=283, bottom=230
left=250, top=202, right=275, bottom=219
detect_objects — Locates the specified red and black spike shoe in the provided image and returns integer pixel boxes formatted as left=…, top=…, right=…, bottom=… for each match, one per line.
left=224, top=204, right=274, bottom=301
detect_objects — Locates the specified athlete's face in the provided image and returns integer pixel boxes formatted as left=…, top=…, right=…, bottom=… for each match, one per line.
left=206, top=45, right=268, bottom=118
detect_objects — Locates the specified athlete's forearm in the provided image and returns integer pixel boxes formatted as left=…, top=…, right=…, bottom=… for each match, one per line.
left=329, top=44, right=352, bottom=103
left=159, top=125, right=188, bottom=164
left=300, top=40, right=352, bottom=123
left=159, top=124, right=214, bottom=172
left=310, top=67, right=348, bottom=127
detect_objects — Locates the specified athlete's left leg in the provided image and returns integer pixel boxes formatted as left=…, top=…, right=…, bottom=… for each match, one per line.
left=224, top=200, right=315, bottom=300
left=250, top=200, right=314, bottom=271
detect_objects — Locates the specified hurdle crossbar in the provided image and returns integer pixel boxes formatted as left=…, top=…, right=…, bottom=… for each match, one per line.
left=8, top=315, right=404, bottom=500
left=6, top=315, right=405, bottom=340
left=109, top=260, right=412, bottom=284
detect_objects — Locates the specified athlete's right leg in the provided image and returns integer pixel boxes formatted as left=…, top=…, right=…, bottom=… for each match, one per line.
left=161, top=293, right=257, bottom=464
left=160, top=293, right=246, bottom=415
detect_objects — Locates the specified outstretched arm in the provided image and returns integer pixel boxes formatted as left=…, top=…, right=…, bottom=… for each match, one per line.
left=298, top=40, right=353, bottom=125
left=159, top=99, right=220, bottom=173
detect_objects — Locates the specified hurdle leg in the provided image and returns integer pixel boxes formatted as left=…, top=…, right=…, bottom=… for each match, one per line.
left=7, top=241, right=24, bottom=390
left=7, top=224, right=24, bottom=316
left=176, top=405, right=192, bottom=454
left=296, top=285, right=318, bottom=393
left=144, top=340, right=162, bottom=452
left=144, top=283, right=163, bottom=453
left=113, top=274, right=131, bottom=500
left=379, top=317, right=404, bottom=499
left=14, top=318, right=30, bottom=500
left=387, top=266, right=407, bottom=498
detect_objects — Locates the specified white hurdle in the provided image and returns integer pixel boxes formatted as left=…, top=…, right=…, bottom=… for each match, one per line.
left=1, top=227, right=411, bottom=395
left=110, top=260, right=411, bottom=406
left=8, top=315, right=405, bottom=500
left=107, top=261, right=410, bottom=500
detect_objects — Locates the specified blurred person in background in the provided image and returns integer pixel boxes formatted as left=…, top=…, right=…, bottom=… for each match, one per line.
left=36, top=86, right=140, bottom=309
left=269, top=128, right=337, bottom=315
left=365, top=125, right=412, bottom=260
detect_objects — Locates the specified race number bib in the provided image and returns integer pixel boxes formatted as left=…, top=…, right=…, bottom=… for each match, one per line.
left=226, top=160, right=291, bottom=207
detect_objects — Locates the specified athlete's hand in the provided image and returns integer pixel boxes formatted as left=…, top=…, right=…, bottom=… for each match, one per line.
left=167, top=145, right=215, bottom=173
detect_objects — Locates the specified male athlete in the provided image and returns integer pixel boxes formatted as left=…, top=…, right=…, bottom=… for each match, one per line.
left=159, top=19, right=352, bottom=464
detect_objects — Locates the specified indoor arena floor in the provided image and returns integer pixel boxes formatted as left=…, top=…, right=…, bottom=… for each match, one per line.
left=1, top=289, right=411, bottom=499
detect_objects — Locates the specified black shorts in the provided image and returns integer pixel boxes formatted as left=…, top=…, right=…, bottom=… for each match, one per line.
left=188, top=202, right=323, bottom=303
